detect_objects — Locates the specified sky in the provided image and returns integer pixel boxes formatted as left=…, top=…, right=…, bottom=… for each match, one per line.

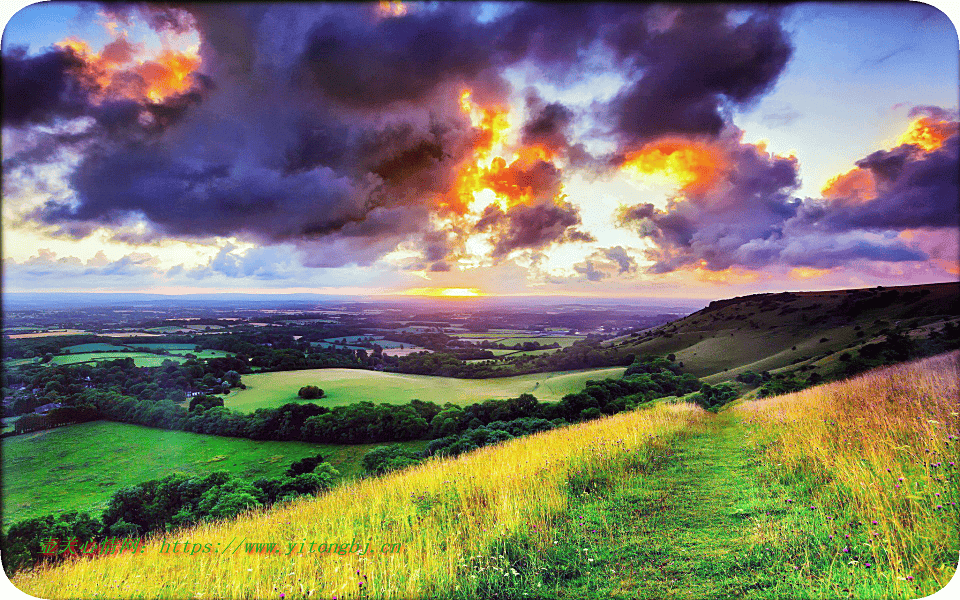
left=1, top=1, right=958, bottom=299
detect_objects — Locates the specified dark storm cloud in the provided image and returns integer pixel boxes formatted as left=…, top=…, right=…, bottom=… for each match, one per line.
left=2, top=46, right=90, bottom=127
left=521, top=93, right=575, bottom=154
left=12, top=3, right=795, bottom=268
left=608, top=7, right=792, bottom=145
left=818, top=134, right=960, bottom=232
left=294, top=4, right=507, bottom=110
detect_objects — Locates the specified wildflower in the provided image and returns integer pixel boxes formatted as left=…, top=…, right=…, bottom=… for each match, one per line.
left=907, top=576, right=914, bottom=581
left=865, top=563, right=872, bottom=568
left=871, top=520, right=878, bottom=525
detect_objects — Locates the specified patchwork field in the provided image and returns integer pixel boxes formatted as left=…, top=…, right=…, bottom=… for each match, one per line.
left=49, top=352, right=189, bottom=368
left=225, top=366, right=627, bottom=411
left=1, top=420, right=427, bottom=525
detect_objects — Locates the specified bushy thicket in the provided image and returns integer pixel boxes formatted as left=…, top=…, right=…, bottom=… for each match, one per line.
left=1, top=462, right=338, bottom=575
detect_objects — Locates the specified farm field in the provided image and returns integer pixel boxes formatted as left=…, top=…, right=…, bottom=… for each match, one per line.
left=1, top=420, right=427, bottom=526
left=49, top=352, right=189, bottom=367
left=225, top=366, right=627, bottom=411
left=495, top=335, right=585, bottom=347
left=5, top=329, right=89, bottom=339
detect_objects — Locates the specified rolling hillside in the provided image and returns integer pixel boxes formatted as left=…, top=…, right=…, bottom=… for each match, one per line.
left=10, top=353, right=958, bottom=599
left=609, top=281, right=959, bottom=383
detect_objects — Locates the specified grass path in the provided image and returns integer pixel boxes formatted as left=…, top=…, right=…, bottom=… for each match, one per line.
left=546, top=413, right=788, bottom=599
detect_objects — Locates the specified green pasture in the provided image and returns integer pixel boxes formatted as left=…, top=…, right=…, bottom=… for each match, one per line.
left=1, top=420, right=426, bottom=526
left=49, top=352, right=188, bottom=368
left=225, top=366, right=627, bottom=411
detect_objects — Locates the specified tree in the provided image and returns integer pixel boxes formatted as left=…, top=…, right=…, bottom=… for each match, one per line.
left=189, top=394, right=224, bottom=413
left=298, top=385, right=324, bottom=400
left=224, top=370, right=242, bottom=387
left=286, top=453, right=326, bottom=477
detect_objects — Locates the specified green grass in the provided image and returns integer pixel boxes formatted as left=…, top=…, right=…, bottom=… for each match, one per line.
left=617, top=282, right=959, bottom=382
left=224, top=367, right=627, bottom=411
left=3, top=357, right=38, bottom=367
left=49, top=352, right=189, bottom=367
left=491, top=410, right=947, bottom=599
left=1, top=420, right=426, bottom=526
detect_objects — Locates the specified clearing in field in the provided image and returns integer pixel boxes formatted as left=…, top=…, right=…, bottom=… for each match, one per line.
left=1, top=420, right=426, bottom=525
left=225, top=366, right=627, bottom=411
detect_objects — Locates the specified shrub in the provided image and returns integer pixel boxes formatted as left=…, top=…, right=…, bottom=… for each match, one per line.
left=298, top=385, right=324, bottom=400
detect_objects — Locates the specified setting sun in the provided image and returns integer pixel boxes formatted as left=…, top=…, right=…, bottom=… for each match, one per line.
left=402, top=287, right=486, bottom=297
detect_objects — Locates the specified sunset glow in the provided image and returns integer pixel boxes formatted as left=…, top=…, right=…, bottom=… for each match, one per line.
left=621, top=139, right=728, bottom=195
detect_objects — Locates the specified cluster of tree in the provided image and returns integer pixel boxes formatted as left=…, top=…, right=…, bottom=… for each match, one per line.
left=689, top=383, right=739, bottom=408
left=387, top=340, right=635, bottom=379
left=2, top=357, right=246, bottom=420
left=297, top=385, right=325, bottom=399
left=1, top=461, right=339, bottom=574
left=361, top=417, right=560, bottom=475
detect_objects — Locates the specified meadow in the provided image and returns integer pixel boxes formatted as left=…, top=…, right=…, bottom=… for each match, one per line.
left=50, top=352, right=190, bottom=367
left=6, top=352, right=957, bottom=598
left=224, top=366, right=627, bottom=411
left=1, top=420, right=427, bottom=525
left=10, top=402, right=703, bottom=598
left=731, top=351, right=959, bottom=596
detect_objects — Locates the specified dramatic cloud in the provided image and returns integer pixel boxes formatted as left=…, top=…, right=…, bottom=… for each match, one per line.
left=7, top=3, right=798, bottom=272
left=618, top=113, right=957, bottom=277
left=2, top=46, right=91, bottom=127
left=12, top=2, right=948, bottom=290
left=608, top=6, right=792, bottom=146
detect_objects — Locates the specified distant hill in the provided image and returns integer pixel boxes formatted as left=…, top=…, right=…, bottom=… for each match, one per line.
left=608, top=281, right=959, bottom=384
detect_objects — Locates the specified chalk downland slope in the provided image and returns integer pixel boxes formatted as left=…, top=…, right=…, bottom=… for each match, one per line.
left=610, top=281, right=959, bottom=382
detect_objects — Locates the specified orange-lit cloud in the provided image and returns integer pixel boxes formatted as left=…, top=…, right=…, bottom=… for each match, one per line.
left=55, top=26, right=200, bottom=105
left=789, top=267, right=831, bottom=280
left=689, top=263, right=765, bottom=284
left=821, top=167, right=876, bottom=203
left=377, top=1, right=408, bottom=18
left=620, top=139, right=728, bottom=194
left=896, top=116, right=958, bottom=152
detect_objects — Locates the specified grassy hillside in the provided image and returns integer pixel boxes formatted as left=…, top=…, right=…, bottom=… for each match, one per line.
left=10, top=403, right=702, bottom=598
left=11, top=353, right=957, bottom=599
left=225, top=366, right=627, bottom=411
left=2, top=421, right=426, bottom=525
left=610, top=281, right=959, bottom=383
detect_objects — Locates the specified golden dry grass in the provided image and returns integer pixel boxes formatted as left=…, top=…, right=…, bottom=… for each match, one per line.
left=12, top=403, right=703, bottom=599
left=734, top=351, right=960, bottom=588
